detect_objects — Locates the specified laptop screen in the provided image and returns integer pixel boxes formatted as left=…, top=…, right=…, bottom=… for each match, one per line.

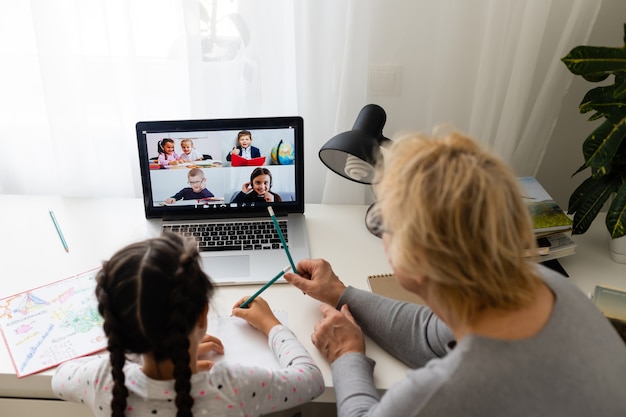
left=136, top=117, right=304, bottom=220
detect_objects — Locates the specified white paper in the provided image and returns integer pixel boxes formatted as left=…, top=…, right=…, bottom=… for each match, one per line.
left=207, top=310, right=288, bottom=369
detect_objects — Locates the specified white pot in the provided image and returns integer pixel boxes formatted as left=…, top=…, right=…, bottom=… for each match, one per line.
left=609, top=235, right=626, bottom=263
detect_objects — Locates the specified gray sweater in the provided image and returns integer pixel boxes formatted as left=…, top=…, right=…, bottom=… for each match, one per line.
left=332, top=265, right=626, bottom=417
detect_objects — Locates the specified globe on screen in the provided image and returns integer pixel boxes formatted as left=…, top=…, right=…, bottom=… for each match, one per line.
left=270, top=140, right=295, bottom=165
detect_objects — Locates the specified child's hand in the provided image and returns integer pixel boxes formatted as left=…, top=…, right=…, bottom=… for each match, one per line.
left=165, top=198, right=176, bottom=204
left=196, top=334, right=224, bottom=372
left=241, top=181, right=252, bottom=193
left=263, top=193, right=274, bottom=203
left=231, top=296, right=281, bottom=336
left=232, top=147, right=240, bottom=156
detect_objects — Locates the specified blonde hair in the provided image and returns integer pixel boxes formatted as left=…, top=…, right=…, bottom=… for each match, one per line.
left=374, top=130, right=540, bottom=324
left=187, top=167, right=205, bottom=179
left=180, top=138, right=194, bottom=147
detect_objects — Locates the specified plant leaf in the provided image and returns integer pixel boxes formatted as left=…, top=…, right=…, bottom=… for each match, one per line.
left=606, top=178, right=626, bottom=238
left=561, top=45, right=626, bottom=77
left=571, top=162, right=588, bottom=178
left=580, top=81, right=626, bottom=115
left=569, top=175, right=620, bottom=234
left=583, top=117, right=626, bottom=175
left=615, top=75, right=626, bottom=97
left=568, top=175, right=597, bottom=213
left=587, top=111, right=604, bottom=121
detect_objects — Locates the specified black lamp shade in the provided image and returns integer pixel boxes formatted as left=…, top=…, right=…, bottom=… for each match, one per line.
left=319, top=104, right=390, bottom=184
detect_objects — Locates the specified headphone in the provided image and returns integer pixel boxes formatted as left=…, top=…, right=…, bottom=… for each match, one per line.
left=250, top=167, right=273, bottom=189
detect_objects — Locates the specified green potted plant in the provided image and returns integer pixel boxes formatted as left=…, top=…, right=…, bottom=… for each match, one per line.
left=561, top=23, right=626, bottom=248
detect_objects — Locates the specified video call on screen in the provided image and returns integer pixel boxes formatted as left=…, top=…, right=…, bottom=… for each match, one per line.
left=143, top=127, right=298, bottom=208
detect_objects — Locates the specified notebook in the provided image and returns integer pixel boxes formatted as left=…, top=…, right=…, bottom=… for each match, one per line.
left=135, top=116, right=309, bottom=286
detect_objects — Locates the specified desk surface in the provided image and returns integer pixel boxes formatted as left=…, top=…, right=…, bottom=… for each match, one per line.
left=1, top=194, right=625, bottom=402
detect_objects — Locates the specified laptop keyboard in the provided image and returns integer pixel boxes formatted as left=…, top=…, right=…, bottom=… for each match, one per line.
left=162, top=220, right=288, bottom=252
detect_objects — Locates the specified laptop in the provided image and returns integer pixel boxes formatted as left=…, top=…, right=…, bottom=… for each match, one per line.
left=135, top=116, right=310, bottom=286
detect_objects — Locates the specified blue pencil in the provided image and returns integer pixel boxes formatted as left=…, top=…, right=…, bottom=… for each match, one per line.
left=239, top=265, right=291, bottom=308
left=49, top=209, right=69, bottom=253
left=267, top=206, right=298, bottom=274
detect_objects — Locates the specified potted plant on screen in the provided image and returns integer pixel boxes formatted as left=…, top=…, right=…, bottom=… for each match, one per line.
left=561, top=23, right=626, bottom=262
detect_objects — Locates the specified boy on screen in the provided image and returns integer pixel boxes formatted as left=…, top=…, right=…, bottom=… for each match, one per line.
left=165, top=168, right=214, bottom=203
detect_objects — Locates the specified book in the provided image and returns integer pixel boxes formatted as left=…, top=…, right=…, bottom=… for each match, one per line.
left=0, top=268, right=106, bottom=378
left=593, top=285, right=626, bottom=322
left=592, top=285, right=626, bottom=343
left=230, top=153, right=266, bottom=167
left=518, top=177, right=573, bottom=235
left=367, top=273, right=424, bottom=304
left=534, top=232, right=577, bottom=262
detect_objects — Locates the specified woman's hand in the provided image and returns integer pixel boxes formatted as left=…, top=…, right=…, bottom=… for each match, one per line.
left=231, top=296, right=281, bottom=336
left=312, top=304, right=365, bottom=364
left=284, top=258, right=347, bottom=307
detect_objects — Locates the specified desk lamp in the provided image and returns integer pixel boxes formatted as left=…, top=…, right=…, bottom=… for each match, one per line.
left=318, top=104, right=391, bottom=236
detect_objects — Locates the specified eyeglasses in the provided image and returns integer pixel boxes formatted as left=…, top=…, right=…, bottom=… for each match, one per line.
left=188, top=180, right=204, bottom=185
left=365, top=202, right=391, bottom=238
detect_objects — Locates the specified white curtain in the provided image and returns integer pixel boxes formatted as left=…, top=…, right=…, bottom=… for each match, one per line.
left=0, top=0, right=603, bottom=203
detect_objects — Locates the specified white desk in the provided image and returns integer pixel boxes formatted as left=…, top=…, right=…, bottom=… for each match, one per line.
left=1, top=195, right=625, bottom=413
left=0, top=195, right=403, bottom=407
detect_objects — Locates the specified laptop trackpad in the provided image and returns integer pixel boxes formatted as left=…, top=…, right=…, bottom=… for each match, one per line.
left=201, top=255, right=250, bottom=280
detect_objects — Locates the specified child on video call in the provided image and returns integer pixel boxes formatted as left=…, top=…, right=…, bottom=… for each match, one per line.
left=165, top=168, right=214, bottom=203
left=51, top=233, right=324, bottom=417
left=232, top=167, right=283, bottom=204
left=226, top=130, right=261, bottom=161
left=157, top=138, right=180, bottom=167
left=178, top=138, right=203, bottom=162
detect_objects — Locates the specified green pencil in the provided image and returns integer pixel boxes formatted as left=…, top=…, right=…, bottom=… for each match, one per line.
left=267, top=206, right=298, bottom=274
left=239, top=265, right=292, bottom=308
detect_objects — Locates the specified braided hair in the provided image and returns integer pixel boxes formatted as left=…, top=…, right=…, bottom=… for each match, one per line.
left=96, top=232, right=214, bottom=417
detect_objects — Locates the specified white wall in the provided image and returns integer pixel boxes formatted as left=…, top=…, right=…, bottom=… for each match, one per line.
left=537, top=0, right=626, bottom=209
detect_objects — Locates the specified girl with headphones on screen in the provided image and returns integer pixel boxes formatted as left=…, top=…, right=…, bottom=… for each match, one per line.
left=233, top=167, right=283, bottom=204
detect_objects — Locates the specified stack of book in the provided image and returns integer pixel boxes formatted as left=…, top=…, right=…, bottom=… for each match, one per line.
left=519, top=177, right=576, bottom=262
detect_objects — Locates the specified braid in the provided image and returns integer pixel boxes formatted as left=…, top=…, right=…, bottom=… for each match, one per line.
left=109, top=337, right=129, bottom=417
left=168, top=245, right=204, bottom=417
left=172, top=336, right=193, bottom=417
left=97, top=270, right=129, bottom=417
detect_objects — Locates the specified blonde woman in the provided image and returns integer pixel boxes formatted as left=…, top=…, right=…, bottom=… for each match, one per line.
left=285, top=130, right=626, bottom=416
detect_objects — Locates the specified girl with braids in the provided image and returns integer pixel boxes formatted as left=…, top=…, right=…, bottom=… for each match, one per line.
left=51, top=232, right=324, bottom=417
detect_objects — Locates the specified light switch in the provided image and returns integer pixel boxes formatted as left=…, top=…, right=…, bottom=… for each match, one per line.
left=368, top=65, right=402, bottom=96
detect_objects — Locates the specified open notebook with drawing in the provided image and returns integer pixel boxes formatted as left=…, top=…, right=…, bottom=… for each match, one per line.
left=136, top=117, right=310, bottom=286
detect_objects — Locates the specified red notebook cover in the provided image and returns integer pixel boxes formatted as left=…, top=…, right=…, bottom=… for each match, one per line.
left=231, top=153, right=266, bottom=167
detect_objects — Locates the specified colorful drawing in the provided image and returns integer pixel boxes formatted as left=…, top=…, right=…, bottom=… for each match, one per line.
left=0, top=268, right=106, bottom=377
